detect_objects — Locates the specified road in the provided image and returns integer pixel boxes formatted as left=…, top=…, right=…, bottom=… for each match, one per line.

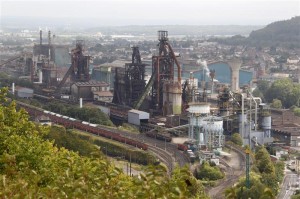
left=277, top=167, right=299, bottom=199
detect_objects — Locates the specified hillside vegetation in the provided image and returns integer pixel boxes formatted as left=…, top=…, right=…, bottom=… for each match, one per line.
left=211, top=17, right=300, bottom=48
left=0, top=87, right=208, bottom=198
left=248, top=16, right=300, bottom=48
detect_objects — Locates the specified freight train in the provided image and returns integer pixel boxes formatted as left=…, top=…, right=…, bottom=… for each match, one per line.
left=145, top=130, right=172, bottom=142
left=17, top=101, right=148, bottom=150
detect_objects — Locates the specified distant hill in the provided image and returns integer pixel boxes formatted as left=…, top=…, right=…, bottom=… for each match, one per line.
left=86, top=25, right=262, bottom=37
left=210, top=17, right=300, bottom=48
left=248, top=16, right=300, bottom=48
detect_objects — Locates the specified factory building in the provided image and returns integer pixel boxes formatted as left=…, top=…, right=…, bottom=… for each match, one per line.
left=128, top=109, right=150, bottom=126
left=70, top=80, right=111, bottom=101
left=17, top=87, right=34, bottom=98
left=271, top=109, right=300, bottom=147
left=92, top=65, right=114, bottom=89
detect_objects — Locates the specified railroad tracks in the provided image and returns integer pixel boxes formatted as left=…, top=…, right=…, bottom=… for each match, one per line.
left=148, top=145, right=174, bottom=173
left=208, top=144, right=246, bottom=199
left=116, top=130, right=190, bottom=168
left=16, top=100, right=189, bottom=174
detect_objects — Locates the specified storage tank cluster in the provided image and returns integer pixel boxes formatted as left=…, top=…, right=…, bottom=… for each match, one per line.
left=259, top=103, right=271, bottom=138
left=187, top=102, right=224, bottom=151
left=201, top=116, right=224, bottom=150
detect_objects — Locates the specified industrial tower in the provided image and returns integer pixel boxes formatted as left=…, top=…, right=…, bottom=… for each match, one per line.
left=151, top=31, right=182, bottom=115
left=113, top=46, right=146, bottom=106
left=55, top=40, right=91, bottom=93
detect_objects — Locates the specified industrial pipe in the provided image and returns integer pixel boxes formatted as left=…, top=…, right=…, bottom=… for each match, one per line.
left=79, top=98, right=83, bottom=108
left=246, top=92, right=261, bottom=131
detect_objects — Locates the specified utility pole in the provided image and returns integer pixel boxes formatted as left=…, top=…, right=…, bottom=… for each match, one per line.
left=245, top=148, right=250, bottom=189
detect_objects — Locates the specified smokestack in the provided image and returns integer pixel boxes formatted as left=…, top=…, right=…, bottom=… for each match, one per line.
left=79, top=98, right=83, bottom=108
left=48, top=31, right=51, bottom=46
left=40, top=30, right=42, bottom=45
left=48, top=31, right=51, bottom=60
left=12, top=83, right=15, bottom=94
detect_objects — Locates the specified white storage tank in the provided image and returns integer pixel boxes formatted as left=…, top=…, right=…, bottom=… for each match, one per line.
left=200, top=116, right=224, bottom=149
left=261, top=116, right=271, bottom=130
left=187, top=102, right=210, bottom=114
left=187, top=102, right=211, bottom=143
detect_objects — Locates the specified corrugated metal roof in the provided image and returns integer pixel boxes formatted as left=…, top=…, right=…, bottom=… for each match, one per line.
left=18, top=88, right=34, bottom=93
left=93, top=91, right=113, bottom=97
left=128, top=109, right=149, bottom=120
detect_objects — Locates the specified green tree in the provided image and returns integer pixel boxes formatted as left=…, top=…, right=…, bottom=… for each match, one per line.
left=271, top=99, right=282, bottom=109
left=224, top=187, right=237, bottom=199
left=0, top=88, right=207, bottom=198
left=253, top=88, right=265, bottom=102
left=257, top=80, right=270, bottom=97
left=259, top=188, right=276, bottom=199
left=293, top=107, right=300, bottom=117
left=231, top=133, right=243, bottom=146
left=255, top=146, right=275, bottom=174
left=266, top=78, right=300, bottom=108
left=196, top=161, right=224, bottom=181
left=234, top=172, right=267, bottom=199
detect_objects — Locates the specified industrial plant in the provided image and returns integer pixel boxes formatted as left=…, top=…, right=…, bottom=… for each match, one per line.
left=0, top=29, right=277, bottom=166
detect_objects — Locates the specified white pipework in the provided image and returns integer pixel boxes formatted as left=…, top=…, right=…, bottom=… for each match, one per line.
left=79, top=98, right=83, bottom=108
left=39, top=70, right=43, bottom=83
left=241, top=93, right=244, bottom=140
left=247, top=92, right=260, bottom=131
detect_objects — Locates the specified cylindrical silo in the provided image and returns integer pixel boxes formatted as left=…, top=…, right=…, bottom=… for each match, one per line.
left=261, top=116, right=271, bottom=130
left=163, top=81, right=182, bottom=115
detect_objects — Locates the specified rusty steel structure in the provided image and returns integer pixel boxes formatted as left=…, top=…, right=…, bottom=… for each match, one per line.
left=56, top=40, right=91, bottom=93
left=151, top=31, right=182, bottom=115
left=32, top=30, right=57, bottom=86
left=112, top=31, right=182, bottom=115
left=113, top=46, right=146, bottom=106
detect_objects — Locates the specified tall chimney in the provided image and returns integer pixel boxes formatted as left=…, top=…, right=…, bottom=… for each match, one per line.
left=48, top=31, right=51, bottom=45
left=48, top=31, right=51, bottom=60
left=40, top=30, right=42, bottom=45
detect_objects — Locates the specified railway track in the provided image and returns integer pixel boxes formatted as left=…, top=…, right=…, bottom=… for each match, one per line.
left=208, top=144, right=246, bottom=199
left=136, top=134, right=190, bottom=167
left=16, top=100, right=189, bottom=173
left=107, top=126, right=190, bottom=167
left=148, top=145, right=174, bottom=173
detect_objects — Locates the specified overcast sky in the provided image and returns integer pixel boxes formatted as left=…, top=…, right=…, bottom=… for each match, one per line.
left=1, top=0, right=300, bottom=26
